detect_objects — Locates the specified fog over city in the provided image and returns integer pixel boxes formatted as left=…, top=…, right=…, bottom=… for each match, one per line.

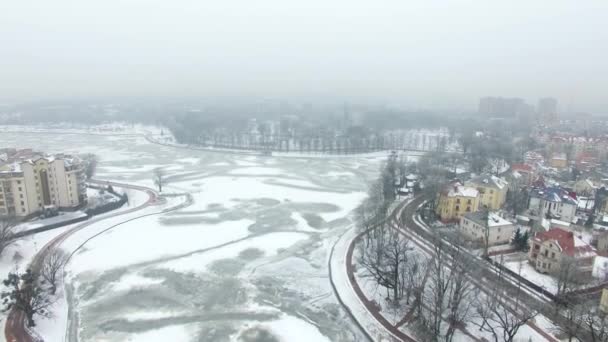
left=2, top=1, right=608, bottom=112
left=4, top=2, right=608, bottom=342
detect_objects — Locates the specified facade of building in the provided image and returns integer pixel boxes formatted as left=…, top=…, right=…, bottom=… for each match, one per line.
left=0, top=149, right=86, bottom=217
left=550, top=153, right=568, bottom=169
left=478, top=97, right=527, bottom=118
left=465, top=174, right=508, bottom=210
left=529, top=228, right=596, bottom=275
left=573, top=179, right=596, bottom=197
left=538, top=97, right=558, bottom=125
left=459, top=211, right=516, bottom=246
left=600, top=288, right=608, bottom=313
left=528, top=187, right=578, bottom=223
left=509, top=164, right=536, bottom=187
left=435, top=181, right=480, bottom=222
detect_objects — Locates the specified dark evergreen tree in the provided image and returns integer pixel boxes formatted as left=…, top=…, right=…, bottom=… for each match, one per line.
left=1, top=269, right=53, bottom=327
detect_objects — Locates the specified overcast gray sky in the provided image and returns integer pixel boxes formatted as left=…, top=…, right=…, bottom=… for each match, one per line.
left=2, top=1, right=607, bottom=112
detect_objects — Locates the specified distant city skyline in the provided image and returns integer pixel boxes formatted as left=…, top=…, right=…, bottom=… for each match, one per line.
left=1, top=1, right=607, bottom=114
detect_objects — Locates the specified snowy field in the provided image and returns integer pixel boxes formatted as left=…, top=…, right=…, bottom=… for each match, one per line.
left=0, top=131, right=396, bottom=341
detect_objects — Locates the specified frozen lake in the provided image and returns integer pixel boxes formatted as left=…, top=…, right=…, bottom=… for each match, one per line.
left=0, top=131, right=391, bottom=341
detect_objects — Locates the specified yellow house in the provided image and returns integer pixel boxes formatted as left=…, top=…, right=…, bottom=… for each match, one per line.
left=435, top=181, right=480, bottom=222
left=550, top=153, right=568, bottom=169
left=601, top=288, right=608, bottom=313
left=465, top=175, right=508, bottom=210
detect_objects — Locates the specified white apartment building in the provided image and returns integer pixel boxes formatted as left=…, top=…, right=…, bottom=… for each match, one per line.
left=0, top=149, right=86, bottom=217
left=460, top=211, right=516, bottom=246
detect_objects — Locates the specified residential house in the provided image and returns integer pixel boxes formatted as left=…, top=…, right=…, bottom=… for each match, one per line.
left=465, top=174, right=508, bottom=210
left=550, top=153, right=568, bottom=169
left=459, top=211, right=516, bottom=246
left=529, top=228, right=596, bottom=275
left=524, top=151, right=545, bottom=167
left=509, top=164, right=536, bottom=187
left=600, top=288, right=608, bottom=313
left=573, top=179, right=596, bottom=197
left=528, top=187, right=578, bottom=223
left=435, top=181, right=480, bottom=222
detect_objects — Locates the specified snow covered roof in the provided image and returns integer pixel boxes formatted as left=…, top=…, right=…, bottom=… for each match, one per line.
left=464, top=211, right=513, bottom=228
left=0, top=149, right=82, bottom=176
left=466, top=174, right=508, bottom=190
left=530, top=186, right=578, bottom=206
left=441, top=182, right=479, bottom=198
left=405, top=174, right=418, bottom=181
left=533, top=228, right=596, bottom=258
left=552, top=153, right=567, bottom=161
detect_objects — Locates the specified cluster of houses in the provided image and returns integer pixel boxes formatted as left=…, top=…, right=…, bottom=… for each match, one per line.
left=433, top=157, right=608, bottom=278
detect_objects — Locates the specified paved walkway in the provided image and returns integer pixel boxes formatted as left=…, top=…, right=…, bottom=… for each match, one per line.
left=4, top=180, right=159, bottom=342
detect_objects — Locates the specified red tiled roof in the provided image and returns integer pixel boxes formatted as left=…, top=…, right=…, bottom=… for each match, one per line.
left=533, top=228, right=595, bottom=258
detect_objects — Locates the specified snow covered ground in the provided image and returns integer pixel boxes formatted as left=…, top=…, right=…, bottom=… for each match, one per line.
left=0, top=130, right=390, bottom=341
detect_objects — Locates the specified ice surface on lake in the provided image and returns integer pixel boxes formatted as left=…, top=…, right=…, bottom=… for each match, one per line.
left=0, top=131, right=390, bottom=341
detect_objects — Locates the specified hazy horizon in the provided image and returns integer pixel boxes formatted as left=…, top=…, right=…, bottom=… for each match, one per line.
left=2, top=1, right=607, bottom=113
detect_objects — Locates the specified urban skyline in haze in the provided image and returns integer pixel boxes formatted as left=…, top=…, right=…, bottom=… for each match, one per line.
left=1, top=1, right=607, bottom=114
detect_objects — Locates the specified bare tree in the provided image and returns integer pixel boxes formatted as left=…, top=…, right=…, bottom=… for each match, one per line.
left=359, top=226, right=412, bottom=303
left=153, top=167, right=166, bottom=192
left=0, top=219, right=18, bottom=259
left=555, top=256, right=584, bottom=299
left=445, top=246, right=476, bottom=342
left=474, top=263, right=538, bottom=342
left=41, top=248, right=68, bottom=295
left=417, top=238, right=474, bottom=342
left=552, top=302, right=584, bottom=342
left=582, top=310, right=608, bottom=342
left=1, top=269, right=53, bottom=327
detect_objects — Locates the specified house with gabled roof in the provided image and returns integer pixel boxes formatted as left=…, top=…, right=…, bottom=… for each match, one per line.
left=465, top=174, right=508, bottom=210
left=435, top=181, right=480, bottom=222
left=528, top=186, right=578, bottom=223
left=529, top=228, right=596, bottom=275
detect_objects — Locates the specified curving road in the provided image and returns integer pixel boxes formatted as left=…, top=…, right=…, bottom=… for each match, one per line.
left=392, top=196, right=558, bottom=341
left=4, top=180, right=159, bottom=342
left=341, top=195, right=560, bottom=342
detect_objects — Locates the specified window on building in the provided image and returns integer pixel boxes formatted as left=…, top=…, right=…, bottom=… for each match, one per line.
left=22, top=208, right=25, bottom=213
left=551, top=252, right=555, bottom=258
left=466, top=206, right=471, bottom=212
left=490, top=190, right=494, bottom=194
left=467, top=199, right=472, bottom=204
left=455, top=205, right=460, bottom=211
left=17, top=180, right=21, bottom=184
left=18, top=187, right=22, bottom=191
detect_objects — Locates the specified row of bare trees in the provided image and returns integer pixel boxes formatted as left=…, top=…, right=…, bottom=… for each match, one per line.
left=353, top=154, right=543, bottom=341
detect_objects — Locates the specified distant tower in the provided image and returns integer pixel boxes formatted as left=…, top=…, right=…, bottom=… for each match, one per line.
left=538, top=97, right=558, bottom=125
